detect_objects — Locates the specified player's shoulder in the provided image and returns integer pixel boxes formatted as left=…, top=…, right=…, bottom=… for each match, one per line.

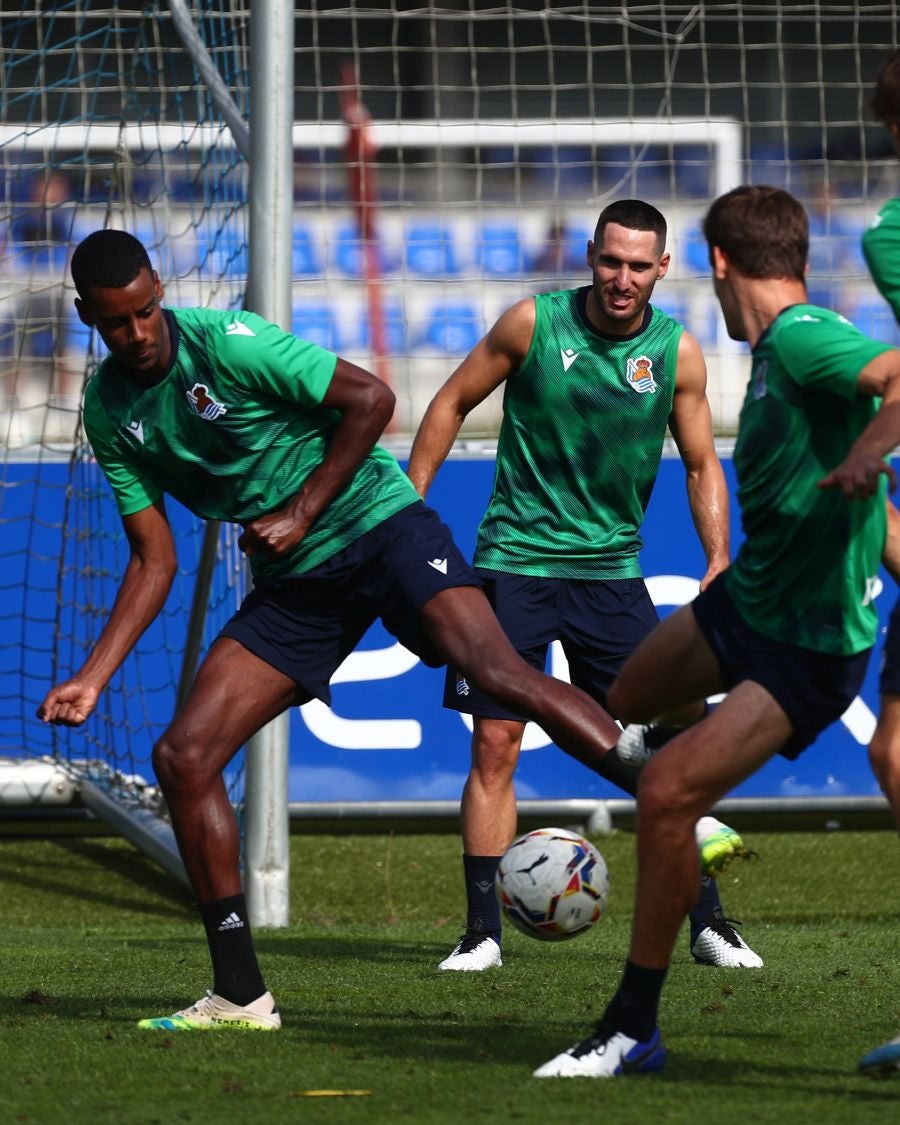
left=174, top=306, right=270, bottom=341
left=176, top=307, right=283, bottom=367
left=866, top=195, right=900, bottom=234
left=776, top=303, right=851, bottom=333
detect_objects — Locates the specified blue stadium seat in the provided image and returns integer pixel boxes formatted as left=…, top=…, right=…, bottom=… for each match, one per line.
left=476, top=223, right=525, bottom=277
left=673, top=145, right=716, bottom=200
left=680, top=225, right=710, bottom=275
left=291, top=225, right=322, bottom=276
left=404, top=222, right=461, bottom=277
left=415, top=301, right=482, bottom=354
left=292, top=302, right=341, bottom=351
left=358, top=300, right=408, bottom=355
left=62, top=307, right=95, bottom=358
left=330, top=222, right=394, bottom=278
left=197, top=225, right=248, bottom=279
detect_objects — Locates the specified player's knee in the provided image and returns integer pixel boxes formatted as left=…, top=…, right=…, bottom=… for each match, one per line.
left=638, top=757, right=703, bottom=827
left=152, top=731, right=213, bottom=795
left=471, top=723, right=522, bottom=782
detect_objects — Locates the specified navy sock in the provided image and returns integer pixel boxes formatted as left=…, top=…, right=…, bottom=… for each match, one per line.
left=198, top=893, right=267, bottom=1006
left=463, top=854, right=502, bottom=939
left=689, top=874, right=725, bottom=940
left=599, top=959, right=668, bottom=1042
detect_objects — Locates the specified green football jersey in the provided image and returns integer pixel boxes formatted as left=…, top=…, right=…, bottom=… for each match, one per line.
left=863, top=196, right=900, bottom=319
left=726, top=303, right=891, bottom=655
left=474, top=287, right=682, bottom=578
left=83, top=307, right=419, bottom=580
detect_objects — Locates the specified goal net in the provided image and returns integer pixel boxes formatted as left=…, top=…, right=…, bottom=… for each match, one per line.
left=1, top=2, right=253, bottom=876
left=3, top=2, right=899, bottom=878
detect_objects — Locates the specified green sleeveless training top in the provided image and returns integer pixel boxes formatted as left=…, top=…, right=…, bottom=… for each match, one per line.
left=726, top=303, right=891, bottom=655
left=83, top=307, right=419, bottom=580
left=863, top=197, right=900, bottom=319
left=474, top=286, right=682, bottom=578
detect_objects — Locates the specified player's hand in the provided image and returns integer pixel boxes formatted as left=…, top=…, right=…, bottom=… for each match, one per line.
left=238, top=508, right=307, bottom=558
left=37, top=680, right=100, bottom=727
left=817, top=456, right=898, bottom=499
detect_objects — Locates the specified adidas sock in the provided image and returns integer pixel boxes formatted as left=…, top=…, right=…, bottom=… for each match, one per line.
left=198, top=893, right=267, bottom=1007
left=600, top=959, right=668, bottom=1042
left=689, top=875, right=725, bottom=942
left=463, top=854, right=502, bottom=939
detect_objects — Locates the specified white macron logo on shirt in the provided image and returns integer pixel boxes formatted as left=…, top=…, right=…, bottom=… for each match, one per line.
left=125, top=419, right=145, bottom=444
left=561, top=348, right=579, bottom=371
left=225, top=320, right=256, bottom=337
left=427, top=558, right=448, bottom=574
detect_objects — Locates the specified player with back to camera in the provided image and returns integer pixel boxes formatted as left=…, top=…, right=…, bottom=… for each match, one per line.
left=852, top=46, right=900, bottom=1079
left=38, top=229, right=642, bottom=1031
left=406, top=198, right=763, bottom=974
left=532, top=184, right=900, bottom=1079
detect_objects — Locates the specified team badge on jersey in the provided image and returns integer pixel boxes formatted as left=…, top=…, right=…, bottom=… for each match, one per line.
left=187, top=383, right=228, bottom=420
left=625, top=355, right=657, bottom=394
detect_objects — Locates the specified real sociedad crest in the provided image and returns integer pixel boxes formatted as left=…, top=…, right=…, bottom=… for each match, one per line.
left=187, top=383, right=228, bottom=420
left=625, top=355, right=657, bottom=394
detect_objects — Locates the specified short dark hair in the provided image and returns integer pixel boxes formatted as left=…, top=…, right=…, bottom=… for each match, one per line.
left=71, top=229, right=153, bottom=299
left=872, top=48, right=900, bottom=126
left=702, top=185, right=808, bottom=281
left=593, top=199, right=667, bottom=256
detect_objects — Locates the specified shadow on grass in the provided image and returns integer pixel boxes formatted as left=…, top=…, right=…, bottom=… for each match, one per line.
left=1, top=837, right=192, bottom=920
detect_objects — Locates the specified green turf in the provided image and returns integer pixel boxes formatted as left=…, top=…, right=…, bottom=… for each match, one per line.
left=2, top=829, right=900, bottom=1123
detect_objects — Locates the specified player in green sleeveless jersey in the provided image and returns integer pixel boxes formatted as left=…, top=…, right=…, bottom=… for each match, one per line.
left=408, top=199, right=761, bottom=975
left=852, top=46, right=900, bottom=1079
left=535, top=186, right=900, bottom=1079
left=37, top=229, right=636, bottom=1033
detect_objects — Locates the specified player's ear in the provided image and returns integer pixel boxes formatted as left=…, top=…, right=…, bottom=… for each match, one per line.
left=74, top=296, right=93, bottom=327
left=657, top=251, right=671, bottom=279
left=152, top=270, right=165, bottom=302
left=711, top=244, right=728, bottom=279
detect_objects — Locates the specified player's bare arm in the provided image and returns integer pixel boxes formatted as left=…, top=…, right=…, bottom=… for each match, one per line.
left=667, top=330, right=730, bottom=588
left=406, top=298, right=537, bottom=498
left=238, top=357, right=395, bottom=558
left=818, top=348, right=900, bottom=498
left=37, top=498, right=177, bottom=726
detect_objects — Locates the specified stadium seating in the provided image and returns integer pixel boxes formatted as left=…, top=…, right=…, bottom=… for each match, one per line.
left=357, top=299, right=408, bottom=355
left=291, top=302, right=342, bottom=351
left=404, top=221, right=462, bottom=277
left=475, top=222, right=525, bottom=277
left=329, top=221, right=396, bottom=278
left=415, top=300, right=482, bottom=354
left=291, top=225, right=323, bottom=277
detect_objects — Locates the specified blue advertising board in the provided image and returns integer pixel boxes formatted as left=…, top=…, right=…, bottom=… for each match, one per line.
left=5, top=455, right=891, bottom=804
left=287, top=454, right=889, bottom=805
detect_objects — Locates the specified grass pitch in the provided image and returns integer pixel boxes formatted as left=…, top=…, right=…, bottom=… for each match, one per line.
left=2, top=828, right=900, bottom=1123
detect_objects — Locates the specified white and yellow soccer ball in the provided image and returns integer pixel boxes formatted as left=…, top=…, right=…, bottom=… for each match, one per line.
left=495, top=827, right=609, bottom=942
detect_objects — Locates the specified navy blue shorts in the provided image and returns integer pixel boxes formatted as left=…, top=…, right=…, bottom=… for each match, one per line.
left=879, top=597, right=900, bottom=695
left=691, top=572, right=872, bottom=760
left=443, top=570, right=659, bottom=721
left=220, top=502, right=478, bottom=704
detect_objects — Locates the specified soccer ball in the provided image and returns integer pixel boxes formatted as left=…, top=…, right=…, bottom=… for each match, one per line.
left=495, top=827, right=609, bottom=942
